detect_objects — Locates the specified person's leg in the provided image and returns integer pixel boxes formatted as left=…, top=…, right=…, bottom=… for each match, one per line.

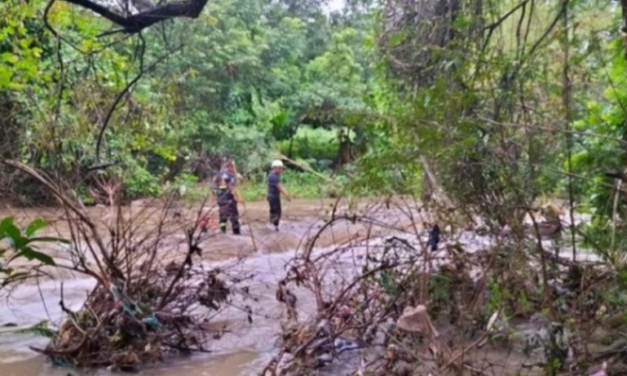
left=269, top=197, right=280, bottom=229
left=269, top=197, right=282, bottom=231
left=230, top=201, right=241, bottom=235
left=218, top=202, right=228, bottom=234
left=276, top=198, right=282, bottom=229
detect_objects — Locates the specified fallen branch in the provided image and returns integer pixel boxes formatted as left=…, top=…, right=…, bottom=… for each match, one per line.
left=62, top=0, right=209, bottom=33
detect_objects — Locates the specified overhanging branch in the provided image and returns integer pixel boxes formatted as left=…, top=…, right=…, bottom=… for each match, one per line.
left=62, top=0, right=209, bottom=33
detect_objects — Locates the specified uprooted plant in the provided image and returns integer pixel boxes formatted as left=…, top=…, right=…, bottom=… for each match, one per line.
left=1, top=160, right=253, bottom=371
left=261, top=199, right=622, bottom=376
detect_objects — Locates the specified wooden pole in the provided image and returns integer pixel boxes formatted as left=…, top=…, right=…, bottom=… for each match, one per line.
left=278, top=153, right=336, bottom=185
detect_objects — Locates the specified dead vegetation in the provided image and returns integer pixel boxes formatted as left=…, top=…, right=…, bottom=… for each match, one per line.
left=260, top=199, right=623, bottom=376
left=1, top=160, right=254, bottom=371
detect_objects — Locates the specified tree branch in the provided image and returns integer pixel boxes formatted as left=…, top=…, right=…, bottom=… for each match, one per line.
left=63, top=0, right=209, bottom=33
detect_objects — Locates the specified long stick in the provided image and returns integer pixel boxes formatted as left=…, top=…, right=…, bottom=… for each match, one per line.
left=278, top=154, right=335, bottom=185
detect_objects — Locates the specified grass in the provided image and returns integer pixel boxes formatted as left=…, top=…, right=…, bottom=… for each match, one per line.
left=239, top=170, right=333, bottom=201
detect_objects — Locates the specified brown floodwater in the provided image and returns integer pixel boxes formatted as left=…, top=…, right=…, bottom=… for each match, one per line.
left=0, top=197, right=594, bottom=376
left=0, top=198, right=425, bottom=376
left=2, top=350, right=262, bottom=376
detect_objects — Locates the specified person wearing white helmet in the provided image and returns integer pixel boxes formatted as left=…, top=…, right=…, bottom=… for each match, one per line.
left=267, top=159, right=291, bottom=231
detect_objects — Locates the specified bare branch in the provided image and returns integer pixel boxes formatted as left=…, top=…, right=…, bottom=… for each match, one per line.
left=62, top=0, right=209, bottom=33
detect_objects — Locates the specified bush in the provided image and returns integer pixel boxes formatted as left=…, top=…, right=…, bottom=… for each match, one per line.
left=121, top=160, right=162, bottom=199
left=278, top=127, right=338, bottom=162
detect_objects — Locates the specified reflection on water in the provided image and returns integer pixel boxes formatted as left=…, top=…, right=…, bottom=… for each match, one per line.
left=0, top=350, right=262, bottom=376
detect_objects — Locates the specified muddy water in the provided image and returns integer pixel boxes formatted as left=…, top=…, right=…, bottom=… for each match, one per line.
left=0, top=267, right=272, bottom=376
left=0, top=199, right=423, bottom=376
left=0, top=200, right=596, bottom=376
left=2, top=350, right=262, bottom=376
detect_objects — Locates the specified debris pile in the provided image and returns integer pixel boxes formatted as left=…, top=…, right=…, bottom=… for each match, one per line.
left=31, top=266, right=232, bottom=371
left=260, top=209, right=624, bottom=376
left=1, top=161, right=247, bottom=372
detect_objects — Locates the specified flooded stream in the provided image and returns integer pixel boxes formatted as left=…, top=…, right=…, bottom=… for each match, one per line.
left=0, top=199, right=417, bottom=376
left=0, top=200, right=600, bottom=376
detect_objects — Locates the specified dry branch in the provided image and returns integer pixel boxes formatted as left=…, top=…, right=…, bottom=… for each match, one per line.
left=62, top=0, right=209, bottom=33
left=0, top=160, right=245, bottom=370
left=260, top=198, right=623, bottom=376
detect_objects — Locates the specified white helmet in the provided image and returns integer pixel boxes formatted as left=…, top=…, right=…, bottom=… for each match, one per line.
left=271, top=159, right=284, bottom=168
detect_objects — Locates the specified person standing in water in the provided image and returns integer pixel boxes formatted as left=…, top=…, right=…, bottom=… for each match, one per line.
left=211, top=160, right=243, bottom=235
left=267, top=159, right=291, bottom=231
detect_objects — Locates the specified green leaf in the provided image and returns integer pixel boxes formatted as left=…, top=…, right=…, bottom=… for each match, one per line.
left=0, top=217, right=14, bottom=236
left=25, top=219, right=47, bottom=237
left=0, top=217, right=21, bottom=245
left=0, top=52, right=18, bottom=64
left=17, top=246, right=55, bottom=266
left=379, top=271, right=395, bottom=295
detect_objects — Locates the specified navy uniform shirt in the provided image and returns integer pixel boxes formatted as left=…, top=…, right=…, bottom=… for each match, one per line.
left=217, top=171, right=236, bottom=202
left=267, top=172, right=281, bottom=199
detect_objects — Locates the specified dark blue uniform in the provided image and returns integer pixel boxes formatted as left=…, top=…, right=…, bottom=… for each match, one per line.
left=427, top=224, right=440, bottom=252
left=267, top=172, right=282, bottom=230
left=216, top=171, right=240, bottom=235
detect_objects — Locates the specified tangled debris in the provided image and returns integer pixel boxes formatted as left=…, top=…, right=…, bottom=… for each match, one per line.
left=31, top=265, right=232, bottom=371
left=11, top=171, right=249, bottom=371
left=260, top=206, right=627, bottom=376
left=7, top=164, right=627, bottom=375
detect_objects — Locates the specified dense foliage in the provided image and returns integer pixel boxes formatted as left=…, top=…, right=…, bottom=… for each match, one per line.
left=1, top=0, right=627, bottom=245
left=0, top=0, right=375, bottom=204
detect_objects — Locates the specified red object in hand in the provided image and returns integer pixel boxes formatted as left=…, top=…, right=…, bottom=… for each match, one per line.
left=197, top=216, right=217, bottom=231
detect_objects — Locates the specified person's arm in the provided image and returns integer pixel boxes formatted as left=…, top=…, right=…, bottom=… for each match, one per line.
left=235, top=188, right=244, bottom=203
left=277, top=183, right=291, bottom=201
